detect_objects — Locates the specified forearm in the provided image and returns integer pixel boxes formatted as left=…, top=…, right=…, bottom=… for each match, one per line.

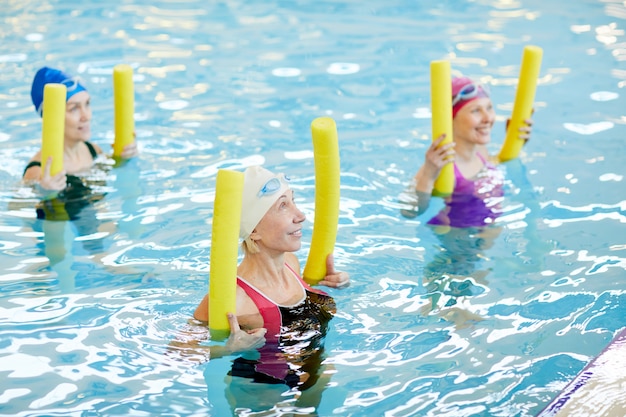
left=399, top=170, right=434, bottom=218
left=167, top=333, right=232, bottom=362
left=399, top=187, right=432, bottom=219
left=193, top=295, right=209, bottom=322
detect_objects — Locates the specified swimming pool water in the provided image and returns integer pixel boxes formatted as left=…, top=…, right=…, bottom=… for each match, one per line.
left=1, top=0, right=625, bottom=416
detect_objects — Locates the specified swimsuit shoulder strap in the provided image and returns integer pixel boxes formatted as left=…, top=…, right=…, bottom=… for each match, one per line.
left=284, top=262, right=329, bottom=296
left=23, top=161, right=42, bottom=177
left=85, top=141, right=98, bottom=159
left=236, top=277, right=282, bottom=341
left=23, top=141, right=97, bottom=178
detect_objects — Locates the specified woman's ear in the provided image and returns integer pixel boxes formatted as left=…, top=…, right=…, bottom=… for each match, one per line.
left=249, top=229, right=260, bottom=241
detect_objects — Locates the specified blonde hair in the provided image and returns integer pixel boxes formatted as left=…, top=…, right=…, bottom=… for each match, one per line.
left=241, top=236, right=260, bottom=255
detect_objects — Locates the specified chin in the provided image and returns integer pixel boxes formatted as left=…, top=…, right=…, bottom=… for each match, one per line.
left=478, top=134, right=491, bottom=144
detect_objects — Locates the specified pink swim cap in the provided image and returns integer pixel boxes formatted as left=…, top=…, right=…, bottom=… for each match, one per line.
left=452, top=76, right=489, bottom=118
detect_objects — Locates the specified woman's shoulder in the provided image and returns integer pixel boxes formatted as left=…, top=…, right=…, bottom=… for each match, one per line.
left=28, top=150, right=43, bottom=163
left=22, top=151, right=43, bottom=179
left=476, top=145, right=500, bottom=166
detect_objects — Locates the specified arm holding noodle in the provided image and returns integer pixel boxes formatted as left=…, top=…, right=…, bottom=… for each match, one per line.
left=400, top=134, right=455, bottom=218
left=317, top=253, right=350, bottom=288
left=417, top=135, right=456, bottom=193
left=170, top=310, right=267, bottom=361
left=115, top=137, right=138, bottom=159
left=29, top=156, right=68, bottom=191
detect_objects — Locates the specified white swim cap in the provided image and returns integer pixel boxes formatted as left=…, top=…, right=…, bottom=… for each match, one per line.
left=240, top=165, right=290, bottom=240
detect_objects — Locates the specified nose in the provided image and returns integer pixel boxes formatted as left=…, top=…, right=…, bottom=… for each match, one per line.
left=80, top=105, right=92, bottom=121
left=294, top=206, right=306, bottom=224
left=482, top=108, right=495, bottom=122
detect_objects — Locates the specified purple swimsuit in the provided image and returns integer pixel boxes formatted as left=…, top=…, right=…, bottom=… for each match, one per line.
left=428, top=154, right=505, bottom=228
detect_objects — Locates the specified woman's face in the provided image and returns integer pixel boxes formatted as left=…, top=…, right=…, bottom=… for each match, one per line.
left=64, top=91, right=92, bottom=143
left=253, top=189, right=306, bottom=254
left=452, top=97, right=495, bottom=146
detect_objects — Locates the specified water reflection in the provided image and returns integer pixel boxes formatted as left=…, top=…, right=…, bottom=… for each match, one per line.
left=4, top=157, right=144, bottom=295
left=419, top=226, right=495, bottom=328
left=167, top=317, right=341, bottom=416
left=398, top=159, right=548, bottom=328
left=1, top=0, right=625, bottom=414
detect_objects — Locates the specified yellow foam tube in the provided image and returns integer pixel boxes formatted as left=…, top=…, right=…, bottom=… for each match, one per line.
left=430, top=60, right=454, bottom=197
left=113, top=64, right=135, bottom=157
left=41, top=83, right=67, bottom=177
left=499, top=45, right=543, bottom=162
left=303, top=117, right=340, bottom=285
left=208, top=169, right=244, bottom=337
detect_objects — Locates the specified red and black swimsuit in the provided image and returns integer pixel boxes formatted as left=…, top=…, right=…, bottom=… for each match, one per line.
left=231, top=264, right=336, bottom=388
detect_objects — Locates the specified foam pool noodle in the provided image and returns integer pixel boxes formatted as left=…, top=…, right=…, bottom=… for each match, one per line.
left=208, top=169, right=244, bottom=338
left=430, top=60, right=455, bottom=197
left=41, top=83, right=66, bottom=178
left=303, top=117, right=341, bottom=285
left=498, top=45, right=543, bottom=162
left=113, top=64, right=135, bottom=157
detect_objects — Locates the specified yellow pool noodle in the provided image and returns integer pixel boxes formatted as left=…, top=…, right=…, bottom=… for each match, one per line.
left=208, top=169, right=244, bottom=336
left=430, top=60, right=455, bottom=197
left=499, top=45, right=543, bottom=162
left=40, top=83, right=67, bottom=178
left=113, top=64, right=135, bottom=157
left=303, top=117, right=340, bottom=285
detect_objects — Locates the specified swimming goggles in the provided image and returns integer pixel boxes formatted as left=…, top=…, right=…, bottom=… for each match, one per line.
left=451, top=83, right=489, bottom=107
left=61, top=76, right=84, bottom=92
left=257, top=174, right=290, bottom=198
left=35, top=76, right=86, bottom=116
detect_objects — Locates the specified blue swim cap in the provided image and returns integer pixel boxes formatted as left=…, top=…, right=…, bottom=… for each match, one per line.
left=31, top=66, right=87, bottom=117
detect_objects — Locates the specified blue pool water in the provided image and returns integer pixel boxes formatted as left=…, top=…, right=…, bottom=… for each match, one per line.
left=1, top=0, right=625, bottom=416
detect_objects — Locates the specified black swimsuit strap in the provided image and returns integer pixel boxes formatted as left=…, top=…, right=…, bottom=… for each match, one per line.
left=23, top=161, right=42, bottom=176
left=23, top=141, right=98, bottom=177
left=84, top=141, right=98, bottom=159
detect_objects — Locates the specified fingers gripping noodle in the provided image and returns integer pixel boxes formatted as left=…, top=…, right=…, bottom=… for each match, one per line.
left=303, top=117, right=340, bottom=285
left=113, top=64, right=135, bottom=157
left=209, top=169, right=244, bottom=338
left=498, top=45, right=543, bottom=162
left=41, top=83, right=67, bottom=177
left=430, top=60, right=454, bottom=197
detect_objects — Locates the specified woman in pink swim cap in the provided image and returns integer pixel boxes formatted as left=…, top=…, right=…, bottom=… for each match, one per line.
left=401, top=75, right=533, bottom=227
left=399, top=75, right=534, bottom=326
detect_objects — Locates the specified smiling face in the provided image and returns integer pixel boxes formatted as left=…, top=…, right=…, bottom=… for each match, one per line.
left=251, top=188, right=306, bottom=255
left=64, top=90, right=92, bottom=144
left=452, top=97, right=496, bottom=146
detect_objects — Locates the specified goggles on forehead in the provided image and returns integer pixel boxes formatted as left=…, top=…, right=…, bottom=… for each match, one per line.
left=257, top=174, right=290, bottom=198
left=451, top=83, right=489, bottom=107
left=60, top=76, right=84, bottom=93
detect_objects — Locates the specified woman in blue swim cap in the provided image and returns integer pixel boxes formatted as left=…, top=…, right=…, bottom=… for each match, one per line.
left=23, top=66, right=138, bottom=191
